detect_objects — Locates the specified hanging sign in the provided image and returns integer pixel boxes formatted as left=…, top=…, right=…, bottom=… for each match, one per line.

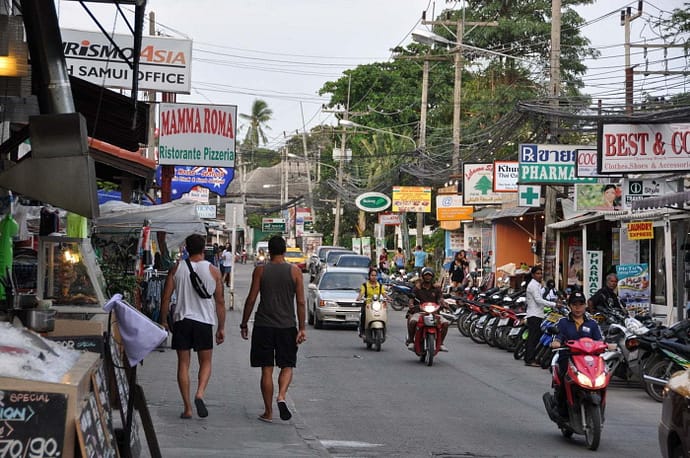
left=463, top=163, right=503, bottom=205
left=626, top=221, right=654, bottom=240
left=355, top=192, right=391, bottom=212
left=518, top=144, right=597, bottom=184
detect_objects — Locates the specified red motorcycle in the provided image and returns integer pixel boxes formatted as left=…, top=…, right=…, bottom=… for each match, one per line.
left=542, top=337, right=611, bottom=451
left=412, top=302, right=443, bottom=366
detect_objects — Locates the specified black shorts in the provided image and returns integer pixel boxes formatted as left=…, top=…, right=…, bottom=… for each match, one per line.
left=171, top=318, right=214, bottom=351
left=250, top=326, right=298, bottom=368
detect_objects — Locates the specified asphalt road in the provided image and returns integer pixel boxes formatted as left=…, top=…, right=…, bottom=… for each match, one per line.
left=230, top=261, right=662, bottom=457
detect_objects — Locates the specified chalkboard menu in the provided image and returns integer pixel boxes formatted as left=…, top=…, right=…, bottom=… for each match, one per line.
left=50, top=334, right=104, bottom=354
left=107, top=334, right=141, bottom=457
left=92, top=365, right=119, bottom=457
left=76, top=391, right=117, bottom=458
left=0, top=390, right=67, bottom=457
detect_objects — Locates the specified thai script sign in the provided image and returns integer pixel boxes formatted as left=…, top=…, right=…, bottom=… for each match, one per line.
left=159, top=103, right=237, bottom=167
left=392, top=186, right=431, bottom=213
left=518, top=144, right=597, bottom=184
left=599, top=123, right=690, bottom=173
left=61, top=29, right=192, bottom=93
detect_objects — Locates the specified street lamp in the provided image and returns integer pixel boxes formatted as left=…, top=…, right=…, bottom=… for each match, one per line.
left=338, top=119, right=417, bottom=149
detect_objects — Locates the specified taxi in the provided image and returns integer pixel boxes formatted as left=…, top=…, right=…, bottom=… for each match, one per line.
left=285, top=247, right=308, bottom=272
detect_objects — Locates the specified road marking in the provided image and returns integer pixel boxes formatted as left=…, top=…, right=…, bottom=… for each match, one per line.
left=320, top=440, right=383, bottom=448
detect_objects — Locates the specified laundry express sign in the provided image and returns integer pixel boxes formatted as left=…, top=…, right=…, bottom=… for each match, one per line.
left=61, top=29, right=192, bottom=93
left=518, top=144, right=597, bottom=184
left=158, top=103, right=237, bottom=167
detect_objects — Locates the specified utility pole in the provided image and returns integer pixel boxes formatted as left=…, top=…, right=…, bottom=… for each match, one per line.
left=299, top=102, right=316, bottom=232
left=622, top=2, right=643, bottom=115
left=543, top=0, right=561, bottom=281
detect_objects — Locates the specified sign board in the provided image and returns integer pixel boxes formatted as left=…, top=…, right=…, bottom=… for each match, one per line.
left=158, top=103, right=237, bottom=167
left=0, top=390, right=68, bottom=457
left=622, top=177, right=677, bottom=209
left=355, top=192, right=391, bottom=212
left=493, top=161, right=519, bottom=192
left=76, top=391, right=118, bottom=458
left=574, top=183, right=622, bottom=211
left=378, top=212, right=400, bottom=225
left=196, top=204, right=217, bottom=219
left=463, top=163, right=503, bottom=205
left=435, top=195, right=473, bottom=221
left=262, top=218, right=286, bottom=233
left=586, top=250, right=603, bottom=299
left=627, top=221, right=654, bottom=240
left=599, top=123, right=690, bottom=174
left=518, top=143, right=597, bottom=184
left=61, top=28, right=193, bottom=93
left=392, top=186, right=431, bottom=213
left=518, top=185, right=542, bottom=207
left=184, top=187, right=210, bottom=203
left=575, top=149, right=622, bottom=178
left=616, top=263, right=651, bottom=307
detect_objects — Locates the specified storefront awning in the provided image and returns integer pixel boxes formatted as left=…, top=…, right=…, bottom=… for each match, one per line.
left=631, top=191, right=690, bottom=211
left=547, top=212, right=607, bottom=230
left=470, top=207, right=498, bottom=220
left=604, top=208, right=686, bottom=222
left=486, top=206, right=530, bottom=220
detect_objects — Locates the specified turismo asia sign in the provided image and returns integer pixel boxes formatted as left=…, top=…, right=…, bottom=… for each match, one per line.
left=61, top=29, right=192, bottom=93
left=155, top=166, right=234, bottom=199
left=518, top=144, right=597, bottom=184
left=158, top=103, right=237, bottom=167
left=355, top=192, right=391, bottom=212
left=598, top=123, right=690, bottom=174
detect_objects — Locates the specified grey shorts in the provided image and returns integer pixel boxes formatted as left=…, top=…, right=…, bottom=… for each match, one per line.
left=250, top=326, right=298, bottom=368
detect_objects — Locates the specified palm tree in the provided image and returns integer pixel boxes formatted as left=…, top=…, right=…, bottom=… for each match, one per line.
left=239, top=99, right=273, bottom=148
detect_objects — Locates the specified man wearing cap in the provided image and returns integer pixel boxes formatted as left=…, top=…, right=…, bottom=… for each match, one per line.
left=548, top=291, right=603, bottom=417
left=407, top=267, right=450, bottom=352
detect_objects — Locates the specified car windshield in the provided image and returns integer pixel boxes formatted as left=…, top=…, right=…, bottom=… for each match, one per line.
left=326, top=251, right=353, bottom=265
left=319, top=272, right=367, bottom=290
left=285, top=251, right=304, bottom=259
left=336, top=257, right=370, bottom=268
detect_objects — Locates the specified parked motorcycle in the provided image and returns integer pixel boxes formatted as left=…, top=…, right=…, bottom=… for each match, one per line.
left=410, top=301, right=443, bottom=366
left=387, top=280, right=415, bottom=311
left=641, top=338, right=690, bottom=402
left=543, top=337, right=611, bottom=451
left=361, top=294, right=387, bottom=351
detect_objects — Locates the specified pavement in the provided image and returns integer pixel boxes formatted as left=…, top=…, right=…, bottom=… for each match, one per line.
left=135, top=262, right=329, bottom=457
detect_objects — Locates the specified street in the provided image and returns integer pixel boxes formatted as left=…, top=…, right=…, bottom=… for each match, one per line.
left=246, top=263, right=662, bottom=457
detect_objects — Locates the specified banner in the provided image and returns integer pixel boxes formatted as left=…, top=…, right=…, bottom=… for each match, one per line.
left=392, top=186, right=431, bottom=213
left=574, top=183, right=622, bottom=211
left=156, top=166, right=234, bottom=199
left=62, top=29, right=192, bottom=93
left=585, top=250, right=603, bottom=299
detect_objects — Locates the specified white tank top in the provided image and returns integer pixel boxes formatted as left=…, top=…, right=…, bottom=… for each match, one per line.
left=173, top=259, right=217, bottom=325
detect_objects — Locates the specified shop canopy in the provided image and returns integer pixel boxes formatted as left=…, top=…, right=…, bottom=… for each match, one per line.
left=94, top=200, right=205, bottom=248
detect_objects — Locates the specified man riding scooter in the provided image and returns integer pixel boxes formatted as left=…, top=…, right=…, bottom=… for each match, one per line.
left=547, top=291, right=604, bottom=418
left=407, top=267, right=450, bottom=352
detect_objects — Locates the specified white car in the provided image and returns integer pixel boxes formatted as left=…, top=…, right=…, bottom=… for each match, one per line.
left=307, top=266, right=368, bottom=329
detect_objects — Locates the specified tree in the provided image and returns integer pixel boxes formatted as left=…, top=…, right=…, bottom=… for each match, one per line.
left=239, top=99, right=273, bottom=149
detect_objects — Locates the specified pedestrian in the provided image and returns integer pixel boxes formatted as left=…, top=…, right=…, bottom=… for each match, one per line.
left=588, top=272, right=624, bottom=314
left=221, top=243, right=233, bottom=287
left=448, top=250, right=469, bottom=289
left=159, top=233, right=226, bottom=419
left=524, top=265, right=556, bottom=367
left=412, top=245, right=427, bottom=275
left=240, top=235, right=307, bottom=423
left=378, top=248, right=389, bottom=274
left=393, top=247, right=405, bottom=273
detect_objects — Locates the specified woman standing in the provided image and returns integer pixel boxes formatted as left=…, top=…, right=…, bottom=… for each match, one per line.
left=448, top=250, right=469, bottom=289
left=393, top=248, right=406, bottom=273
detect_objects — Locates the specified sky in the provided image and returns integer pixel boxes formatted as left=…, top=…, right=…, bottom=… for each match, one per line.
left=53, top=0, right=688, bottom=151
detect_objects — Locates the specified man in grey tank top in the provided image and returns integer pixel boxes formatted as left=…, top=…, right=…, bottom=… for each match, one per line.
left=240, top=236, right=306, bottom=423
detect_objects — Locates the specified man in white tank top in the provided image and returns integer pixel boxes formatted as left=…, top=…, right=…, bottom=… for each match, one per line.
left=160, top=234, right=226, bottom=419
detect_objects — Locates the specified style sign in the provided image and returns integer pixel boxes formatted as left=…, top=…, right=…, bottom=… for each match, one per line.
left=392, top=186, right=431, bottom=213
left=493, top=161, right=519, bottom=192
left=463, top=163, right=503, bottom=205
left=621, top=177, right=677, bottom=209
left=599, top=123, right=690, bottom=173
left=518, top=144, right=597, bottom=184
left=158, top=103, right=237, bottom=167
left=61, top=28, right=192, bottom=93
left=626, top=221, right=654, bottom=240
left=355, top=192, right=391, bottom=212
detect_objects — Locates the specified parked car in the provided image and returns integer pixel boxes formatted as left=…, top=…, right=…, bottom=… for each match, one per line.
left=658, top=368, right=690, bottom=458
left=285, top=247, right=307, bottom=272
left=307, top=266, right=368, bottom=329
left=309, top=245, right=345, bottom=280
left=324, top=249, right=356, bottom=268
left=333, top=254, right=372, bottom=269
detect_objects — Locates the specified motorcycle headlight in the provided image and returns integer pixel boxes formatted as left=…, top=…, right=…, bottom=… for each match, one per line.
left=576, top=372, right=594, bottom=388
left=371, top=301, right=382, bottom=312
left=422, top=303, right=438, bottom=313
left=593, top=373, right=607, bottom=388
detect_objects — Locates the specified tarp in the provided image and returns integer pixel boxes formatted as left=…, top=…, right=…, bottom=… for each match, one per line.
left=94, top=199, right=205, bottom=248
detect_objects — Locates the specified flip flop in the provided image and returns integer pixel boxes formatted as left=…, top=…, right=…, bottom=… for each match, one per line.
left=257, top=415, right=272, bottom=423
left=180, top=413, right=192, bottom=419
left=277, top=400, right=292, bottom=421
left=194, top=398, right=208, bottom=418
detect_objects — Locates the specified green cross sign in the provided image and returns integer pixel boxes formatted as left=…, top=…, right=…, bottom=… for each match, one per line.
left=520, top=186, right=540, bottom=205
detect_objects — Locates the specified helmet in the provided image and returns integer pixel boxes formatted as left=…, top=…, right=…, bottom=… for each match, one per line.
left=568, top=291, right=587, bottom=306
left=421, top=267, right=434, bottom=277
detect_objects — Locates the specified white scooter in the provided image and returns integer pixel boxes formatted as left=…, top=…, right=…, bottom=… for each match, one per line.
left=362, top=294, right=387, bottom=351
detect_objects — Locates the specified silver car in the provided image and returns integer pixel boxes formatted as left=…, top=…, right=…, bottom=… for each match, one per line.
left=307, top=267, right=368, bottom=329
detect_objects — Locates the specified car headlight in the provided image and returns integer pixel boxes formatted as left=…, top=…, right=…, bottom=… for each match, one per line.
left=319, top=300, right=338, bottom=308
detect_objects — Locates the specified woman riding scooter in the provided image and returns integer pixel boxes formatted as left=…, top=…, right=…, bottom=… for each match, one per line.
left=357, top=268, right=388, bottom=350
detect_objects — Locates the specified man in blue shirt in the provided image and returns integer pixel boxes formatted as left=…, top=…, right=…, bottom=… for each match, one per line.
left=412, top=245, right=427, bottom=275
